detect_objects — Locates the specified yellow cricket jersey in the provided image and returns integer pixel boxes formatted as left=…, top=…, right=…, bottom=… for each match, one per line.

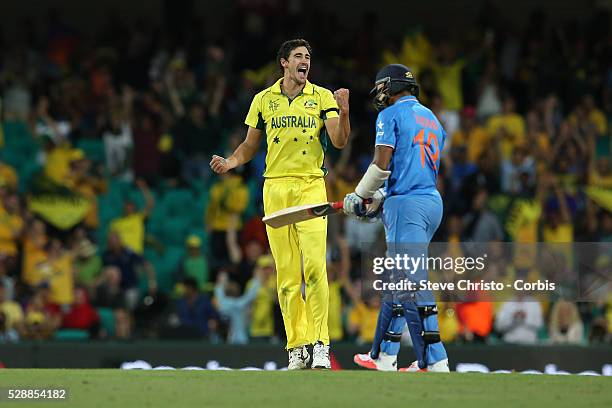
left=0, top=205, right=23, bottom=256
left=110, top=213, right=145, bottom=255
left=245, top=78, right=339, bottom=178
left=452, top=126, right=490, bottom=164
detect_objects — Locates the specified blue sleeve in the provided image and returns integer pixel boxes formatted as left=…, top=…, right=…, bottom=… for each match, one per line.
left=236, top=279, right=262, bottom=309
left=374, top=109, right=397, bottom=149
left=215, top=285, right=240, bottom=314
left=214, top=284, right=231, bottom=312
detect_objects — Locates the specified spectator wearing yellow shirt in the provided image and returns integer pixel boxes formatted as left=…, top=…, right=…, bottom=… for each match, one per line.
left=525, top=110, right=550, bottom=170
left=542, top=175, right=574, bottom=243
left=0, top=159, right=18, bottom=190
left=342, top=270, right=379, bottom=343
left=432, top=42, right=465, bottom=113
left=205, top=172, right=249, bottom=270
left=581, top=94, right=607, bottom=136
left=110, top=179, right=154, bottom=255
left=487, top=96, right=526, bottom=160
left=437, top=303, right=460, bottom=343
left=0, top=279, right=23, bottom=336
left=326, top=235, right=351, bottom=342
left=0, top=193, right=23, bottom=264
left=22, top=219, right=49, bottom=287
left=249, top=255, right=277, bottom=339
left=43, top=142, right=84, bottom=187
left=452, top=106, right=490, bottom=164
left=347, top=292, right=380, bottom=344
left=505, top=176, right=543, bottom=267
left=548, top=121, right=585, bottom=193
left=67, top=157, right=107, bottom=231
left=23, top=285, right=62, bottom=340
left=36, top=239, right=75, bottom=306
left=588, top=131, right=612, bottom=189
left=326, top=143, right=359, bottom=203
left=589, top=157, right=612, bottom=189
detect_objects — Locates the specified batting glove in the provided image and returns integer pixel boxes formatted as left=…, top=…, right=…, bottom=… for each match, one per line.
left=364, top=188, right=386, bottom=219
left=343, top=192, right=367, bottom=217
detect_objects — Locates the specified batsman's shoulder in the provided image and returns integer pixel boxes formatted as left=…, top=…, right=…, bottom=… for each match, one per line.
left=376, top=104, right=397, bottom=122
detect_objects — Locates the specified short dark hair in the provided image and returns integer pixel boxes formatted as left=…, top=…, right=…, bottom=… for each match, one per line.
left=277, top=39, right=312, bottom=73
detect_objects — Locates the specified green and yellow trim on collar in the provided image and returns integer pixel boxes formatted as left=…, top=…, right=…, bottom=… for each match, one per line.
left=270, top=78, right=315, bottom=95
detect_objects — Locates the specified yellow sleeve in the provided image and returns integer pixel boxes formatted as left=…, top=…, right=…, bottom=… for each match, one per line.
left=319, top=88, right=339, bottom=120
left=486, top=116, right=499, bottom=136
left=591, top=110, right=607, bottom=135
left=244, top=92, right=265, bottom=130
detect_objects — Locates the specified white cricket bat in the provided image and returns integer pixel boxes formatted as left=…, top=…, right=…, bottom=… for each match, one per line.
left=262, top=202, right=344, bottom=228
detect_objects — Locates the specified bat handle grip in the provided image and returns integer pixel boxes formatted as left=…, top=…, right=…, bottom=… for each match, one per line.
left=332, top=198, right=372, bottom=210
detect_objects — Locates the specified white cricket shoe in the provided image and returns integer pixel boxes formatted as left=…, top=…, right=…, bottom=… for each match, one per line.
left=311, top=341, right=331, bottom=369
left=428, top=358, right=450, bottom=372
left=288, top=346, right=310, bottom=370
left=353, top=352, right=397, bottom=371
left=399, top=358, right=450, bottom=373
left=376, top=352, right=398, bottom=371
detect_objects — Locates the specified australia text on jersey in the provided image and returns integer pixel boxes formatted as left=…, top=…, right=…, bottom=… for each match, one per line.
left=270, top=115, right=318, bottom=129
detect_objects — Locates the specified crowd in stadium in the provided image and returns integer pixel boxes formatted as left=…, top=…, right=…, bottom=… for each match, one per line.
left=0, top=4, right=611, bottom=346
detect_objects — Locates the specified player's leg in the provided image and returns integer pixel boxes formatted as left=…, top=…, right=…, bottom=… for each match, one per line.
left=418, top=192, right=448, bottom=370
left=354, top=302, right=405, bottom=371
left=355, top=197, right=404, bottom=371
left=399, top=194, right=448, bottom=371
left=370, top=302, right=397, bottom=359
left=379, top=306, right=405, bottom=358
left=263, top=180, right=310, bottom=369
left=295, top=177, right=330, bottom=368
left=378, top=306, right=405, bottom=369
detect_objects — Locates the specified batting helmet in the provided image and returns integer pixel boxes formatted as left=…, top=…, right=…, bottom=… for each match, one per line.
left=370, top=64, right=419, bottom=111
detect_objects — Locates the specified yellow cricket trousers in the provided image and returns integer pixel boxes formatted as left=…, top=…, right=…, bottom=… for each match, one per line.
left=263, top=176, right=329, bottom=349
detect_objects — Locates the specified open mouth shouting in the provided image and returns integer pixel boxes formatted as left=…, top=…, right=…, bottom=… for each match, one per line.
left=297, top=64, right=309, bottom=80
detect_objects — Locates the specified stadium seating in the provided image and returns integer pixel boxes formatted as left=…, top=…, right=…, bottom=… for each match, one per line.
left=54, top=329, right=89, bottom=340
left=76, top=138, right=106, bottom=164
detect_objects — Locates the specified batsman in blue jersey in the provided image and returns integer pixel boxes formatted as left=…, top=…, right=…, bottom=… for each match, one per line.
left=345, top=64, right=449, bottom=372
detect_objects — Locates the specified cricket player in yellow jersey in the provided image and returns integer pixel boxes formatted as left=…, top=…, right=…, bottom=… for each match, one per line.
left=210, top=39, right=350, bottom=369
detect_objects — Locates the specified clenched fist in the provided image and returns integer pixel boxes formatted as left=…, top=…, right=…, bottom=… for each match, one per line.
left=333, top=88, right=350, bottom=114
left=210, top=155, right=233, bottom=174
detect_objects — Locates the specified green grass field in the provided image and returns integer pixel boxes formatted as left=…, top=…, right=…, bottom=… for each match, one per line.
left=0, top=369, right=610, bottom=407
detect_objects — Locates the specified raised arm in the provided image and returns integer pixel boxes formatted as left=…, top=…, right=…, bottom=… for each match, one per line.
left=136, top=178, right=155, bottom=218
left=324, top=89, right=350, bottom=148
left=551, top=176, right=571, bottom=223
left=210, top=126, right=263, bottom=173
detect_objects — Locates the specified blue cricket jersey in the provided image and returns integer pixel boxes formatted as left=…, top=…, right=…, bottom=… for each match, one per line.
left=375, top=95, right=446, bottom=197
